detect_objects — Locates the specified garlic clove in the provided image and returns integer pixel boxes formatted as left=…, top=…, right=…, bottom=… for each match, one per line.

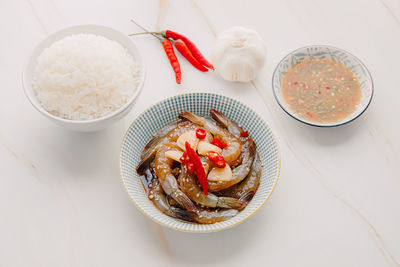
left=176, top=130, right=199, bottom=151
left=197, top=141, right=222, bottom=155
left=165, top=150, right=184, bottom=163
left=207, top=165, right=233, bottom=182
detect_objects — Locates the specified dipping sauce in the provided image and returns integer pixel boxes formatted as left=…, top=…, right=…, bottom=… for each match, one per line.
left=282, top=58, right=362, bottom=124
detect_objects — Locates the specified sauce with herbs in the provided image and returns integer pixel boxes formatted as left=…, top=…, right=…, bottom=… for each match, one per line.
left=282, top=58, right=362, bottom=124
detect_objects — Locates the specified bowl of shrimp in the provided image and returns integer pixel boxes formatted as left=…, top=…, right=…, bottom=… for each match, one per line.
left=119, top=93, right=281, bottom=232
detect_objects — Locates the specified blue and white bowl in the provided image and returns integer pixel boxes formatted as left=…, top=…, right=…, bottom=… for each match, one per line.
left=119, top=93, right=281, bottom=232
left=272, top=45, right=373, bottom=127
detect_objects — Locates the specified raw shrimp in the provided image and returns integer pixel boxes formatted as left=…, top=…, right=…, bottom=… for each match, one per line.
left=220, top=152, right=262, bottom=200
left=207, top=142, right=255, bottom=191
left=193, top=208, right=239, bottom=224
left=210, top=109, right=242, bottom=137
left=154, top=144, right=197, bottom=212
left=137, top=121, right=198, bottom=174
left=140, top=168, right=194, bottom=221
left=140, top=121, right=179, bottom=159
left=166, top=196, right=239, bottom=224
left=207, top=109, right=256, bottom=191
left=179, top=166, right=246, bottom=209
left=179, top=111, right=241, bottom=165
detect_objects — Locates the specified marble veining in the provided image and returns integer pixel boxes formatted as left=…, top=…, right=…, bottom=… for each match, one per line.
left=26, top=0, right=49, bottom=33
left=380, top=0, right=400, bottom=26
left=1, top=0, right=399, bottom=266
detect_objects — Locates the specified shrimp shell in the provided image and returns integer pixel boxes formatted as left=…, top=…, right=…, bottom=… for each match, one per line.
left=140, top=121, right=179, bottom=159
left=220, top=151, right=262, bottom=201
left=140, top=168, right=195, bottom=222
left=207, top=141, right=255, bottom=191
left=154, top=144, right=197, bottom=212
left=179, top=166, right=246, bottom=210
left=167, top=196, right=239, bottom=224
left=193, top=208, right=239, bottom=224
left=137, top=121, right=198, bottom=175
left=207, top=109, right=256, bottom=191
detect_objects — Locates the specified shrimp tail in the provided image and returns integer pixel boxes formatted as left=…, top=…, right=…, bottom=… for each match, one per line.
left=239, top=191, right=256, bottom=203
left=178, top=110, right=204, bottom=126
left=170, top=190, right=198, bottom=212
left=210, top=109, right=229, bottom=127
left=210, top=108, right=242, bottom=137
left=166, top=207, right=196, bottom=222
left=141, top=135, right=159, bottom=159
left=136, top=152, right=156, bottom=175
left=217, top=197, right=247, bottom=210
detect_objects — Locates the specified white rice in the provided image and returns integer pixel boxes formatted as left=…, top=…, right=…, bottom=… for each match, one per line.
left=32, top=33, right=139, bottom=120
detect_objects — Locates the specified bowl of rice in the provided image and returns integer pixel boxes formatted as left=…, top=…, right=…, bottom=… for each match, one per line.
left=22, top=24, right=145, bottom=132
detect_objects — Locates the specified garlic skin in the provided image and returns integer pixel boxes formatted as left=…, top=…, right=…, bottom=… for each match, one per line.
left=211, top=26, right=267, bottom=82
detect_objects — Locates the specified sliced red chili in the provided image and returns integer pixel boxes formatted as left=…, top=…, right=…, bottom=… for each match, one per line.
left=214, top=155, right=226, bottom=168
left=206, top=151, right=219, bottom=162
left=180, top=152, right=190, bottom=163
left=211, top=138, right=228, bottom=148
left=220, top=142, right=228, bottom=148
left=186, top=162, right=195, bottom=174
left=240, top=131, right=248, bottom=137
left=211, top=138, right=221, bottom=147
left=196, top=128, right=206, bottom=139
left=185, top=142, right=208, bottom=195
left=207, top=152, right=226, bottom=168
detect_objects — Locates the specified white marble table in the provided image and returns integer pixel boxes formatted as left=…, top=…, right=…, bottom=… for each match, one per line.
left=1, top=0, right=400, bottom=266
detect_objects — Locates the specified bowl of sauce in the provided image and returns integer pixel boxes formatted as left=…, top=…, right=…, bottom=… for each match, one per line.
left=272, top=45, right=373, bottom=127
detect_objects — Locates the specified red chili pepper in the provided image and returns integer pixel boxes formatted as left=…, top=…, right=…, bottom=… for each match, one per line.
left=214, top=155, right=226, bottom=168
left=293, top=81, right=298, bottom=85
left=185, top=142, right=208, bottom=195
left=211, top=138, right=228, bottom=149
left=195, top=128, right=207, bottom=139
left=164, top=30, right=214, bottom=70
left=326, top=86, right=331, bottom=90
left=240, top=131, right=248, bottom=137
left=186, top=162, right=195, bottom=174
left=206, top=151, right=220, bottom=162
left=306, top=112, right=313, bottom=117
left=207, top=152, right=226, bottom=168
left=180, top=152, right=190, bottom=163
left=174, top=40, right=208, bottom=72
left=161, top=38, right=181, bottom=84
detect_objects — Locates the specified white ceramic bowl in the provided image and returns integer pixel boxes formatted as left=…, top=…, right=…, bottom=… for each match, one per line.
left=22, top=25, right=145, bottom=132
left=272, top=45, right=373, bottom=127
left=119, top=93, right=281, bottom=232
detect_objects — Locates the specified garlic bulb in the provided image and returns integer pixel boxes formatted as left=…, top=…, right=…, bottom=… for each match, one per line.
left=211, top=26, right=267, bottom=82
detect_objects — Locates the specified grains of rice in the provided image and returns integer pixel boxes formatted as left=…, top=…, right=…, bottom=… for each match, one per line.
left=32, top=33, right=139, bottom=120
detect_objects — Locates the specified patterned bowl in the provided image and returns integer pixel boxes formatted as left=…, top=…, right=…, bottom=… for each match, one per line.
left=119, top=93, right=281, bottom=232
left=272, top=45, right=373, bottom=127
